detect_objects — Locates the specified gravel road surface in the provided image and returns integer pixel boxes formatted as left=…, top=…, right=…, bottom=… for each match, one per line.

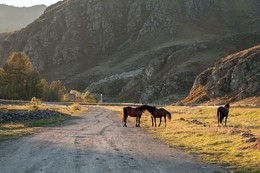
left=0, top=107, right=228, bottom=173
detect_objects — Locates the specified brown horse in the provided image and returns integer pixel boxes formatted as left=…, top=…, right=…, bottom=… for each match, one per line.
left=144, top=105, right=171, bottom=127
left=217, top=103, right=230, bottom=126
left=122, top=105, right=146, bottom=127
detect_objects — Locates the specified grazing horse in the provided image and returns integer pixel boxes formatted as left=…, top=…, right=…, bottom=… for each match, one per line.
left=217, top=103, right=230, bottom=126
left=122, top=105, right=146, bottom=127
left=144, top=105, right=171, bottom=127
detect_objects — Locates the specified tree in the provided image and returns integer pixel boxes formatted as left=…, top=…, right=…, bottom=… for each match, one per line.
left=0, top=68, right=5, bottom=84
left=38, top=79, right=50, bottom=101
left=69, top=90, right=82, bottom=101
left=49, top=80, right=67, bottom=101
left=1, top=52, right=41, bottom=100
left=0, top=52, right=73, bottom=102
left=81, top=90, right=97, bottom=103
left=0, top=68, right=6, bottom=98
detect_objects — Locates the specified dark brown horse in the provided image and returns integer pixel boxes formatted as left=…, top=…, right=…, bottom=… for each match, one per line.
left=144, top=105, right=171, bottom=127
left=122, top=105, right=146, bottom=127
left=217, top=103, right=230, bottom=126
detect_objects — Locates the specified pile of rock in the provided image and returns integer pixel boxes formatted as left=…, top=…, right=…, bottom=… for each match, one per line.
left=0, top=110, right=62, bottom=122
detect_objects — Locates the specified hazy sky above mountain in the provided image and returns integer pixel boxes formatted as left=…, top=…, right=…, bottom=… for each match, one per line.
left=0, top=0, right=61, bottom=7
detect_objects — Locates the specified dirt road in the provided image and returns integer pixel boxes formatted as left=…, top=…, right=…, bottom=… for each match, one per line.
left=0, top=107, right=227, bottom=173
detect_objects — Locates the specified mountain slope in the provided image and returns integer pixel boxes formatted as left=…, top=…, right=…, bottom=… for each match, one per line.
left=0, top=4, right=46, bottom=33
left=180, top=46, right=260, bottom=105
left=0, top=0, right=259, bottom=103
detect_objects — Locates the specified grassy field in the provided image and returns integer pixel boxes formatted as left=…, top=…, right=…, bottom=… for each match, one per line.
left=0, top=103, right=86, bottom=141
left=107, top=106, right=260, bottom=173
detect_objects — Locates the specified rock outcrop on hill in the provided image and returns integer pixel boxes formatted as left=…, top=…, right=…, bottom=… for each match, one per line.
left=180, top=46, right=260, bottom=105
left=0, top=0, right=259, bottom=103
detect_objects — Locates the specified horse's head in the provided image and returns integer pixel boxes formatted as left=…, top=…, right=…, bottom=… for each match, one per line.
left=142, top=105, right=156, bottom=113
left=138, top=105, right=148, bottom=112
left=224, top=103, right=230, bottom=109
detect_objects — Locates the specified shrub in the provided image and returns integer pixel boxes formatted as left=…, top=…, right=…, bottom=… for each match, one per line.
left=69, top=103, right=81, bottom=112
left=27, top=97, right=42, bottom=111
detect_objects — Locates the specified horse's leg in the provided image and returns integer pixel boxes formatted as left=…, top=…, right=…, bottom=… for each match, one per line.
left=158, top=117, right=161, bottom=127
left=136, top=117, right=138, bottom=127
left=154, top=118, right=157, bottom=127
left=217, top=109, right=220, bottom=126
left=151, top=116, right=154, bottom=126
left=164, top=116, right=167, bottom=127
left=225, top=116, right=228, bottom=126
left=220, top=115, right=224, bottom=125
left=123, top=115, right=128, bottom=127
left=138, top=116, right=141, bottom=127
left=122, top=114, right=125, bottom=127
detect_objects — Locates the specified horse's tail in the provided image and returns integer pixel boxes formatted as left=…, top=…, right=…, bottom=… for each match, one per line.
left=166, top=111, right=171, bottom=121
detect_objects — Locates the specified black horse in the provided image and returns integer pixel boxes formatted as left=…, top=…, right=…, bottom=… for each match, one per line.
left=144, top=105, right=171, bottom=127
left=217, top=103, right=230, bottom=126
left=122, top=105, right=146, bottom=127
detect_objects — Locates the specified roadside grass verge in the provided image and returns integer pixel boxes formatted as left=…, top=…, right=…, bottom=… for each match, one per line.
left=106, top=106, right=260, bottom=173
left=0, top=103, right=87, bottom=141
left=0, top=114, right=70, bottom=140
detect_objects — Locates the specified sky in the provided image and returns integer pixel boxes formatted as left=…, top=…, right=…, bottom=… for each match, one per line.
left=0, top=0, right=62, bottom=7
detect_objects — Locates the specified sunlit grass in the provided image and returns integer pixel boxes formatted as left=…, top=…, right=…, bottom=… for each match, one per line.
left=0, top=102, right=87, bottom=115
left=0, top=103, right=88, bottom=141
left=106, top=105, right=260, bottom=172
left=0, top=123, right=36, bottom=140
left=0, top=116, right=70, bottom=141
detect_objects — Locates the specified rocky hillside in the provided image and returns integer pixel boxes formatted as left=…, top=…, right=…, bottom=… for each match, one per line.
left=180, top=46, right=260, bottom=105
left=0, top=4, right=46, bottom=33
left=0, top=0, right=259, bottom=104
